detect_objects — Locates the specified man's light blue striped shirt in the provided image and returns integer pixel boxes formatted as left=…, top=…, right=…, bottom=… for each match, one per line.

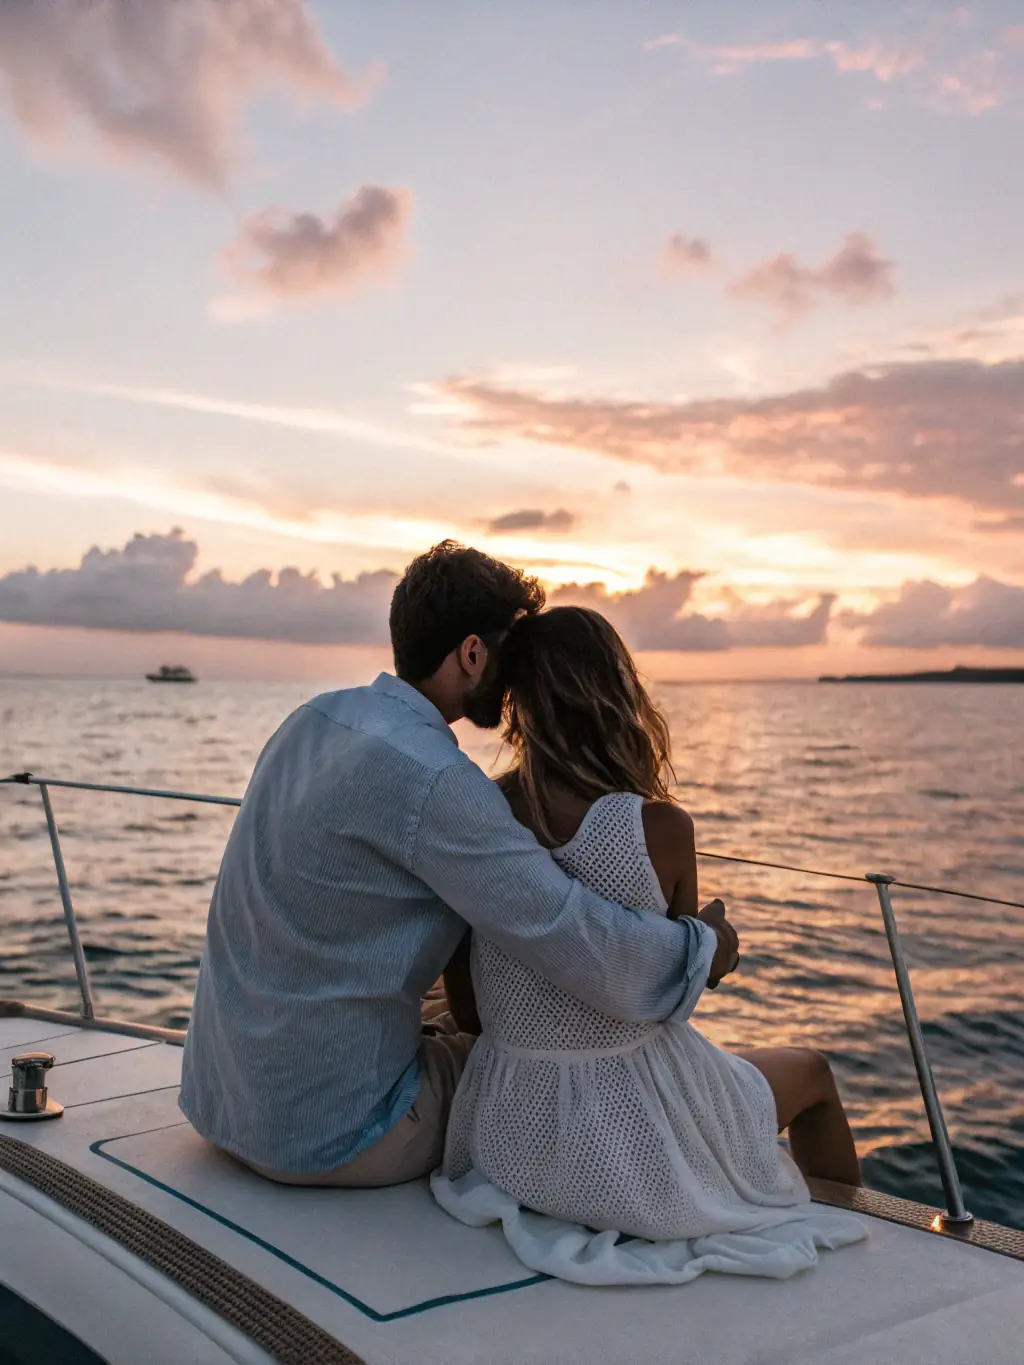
left=179, top=673, right=711, bottom=1173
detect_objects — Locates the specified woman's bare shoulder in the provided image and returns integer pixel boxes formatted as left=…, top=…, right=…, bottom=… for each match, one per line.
left=641, top=799, right=695, bottom=851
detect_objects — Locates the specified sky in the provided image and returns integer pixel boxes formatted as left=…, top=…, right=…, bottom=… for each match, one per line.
left=0, top=0, right=1022, bottom=681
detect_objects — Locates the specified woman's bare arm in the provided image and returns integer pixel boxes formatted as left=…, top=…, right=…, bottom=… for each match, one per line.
left=641, top=801, right=699, bottom=919
left=643, top=801, right=740, bottom=986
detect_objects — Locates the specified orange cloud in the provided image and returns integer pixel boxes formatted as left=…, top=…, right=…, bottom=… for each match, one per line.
left=729, top=233, right=894, bottom=322
left=432, top=356, right=1024, bottom=524
left=0, top=0, right=379, bottom=187
left=220, top=187, right=412, bottom=304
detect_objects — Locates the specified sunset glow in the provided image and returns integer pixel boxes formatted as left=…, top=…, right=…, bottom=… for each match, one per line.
left=0, top=0, right=1021, bottom=678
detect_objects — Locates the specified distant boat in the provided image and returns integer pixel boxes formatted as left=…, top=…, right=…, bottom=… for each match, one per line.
left=145, top=665, right=197, bottom=684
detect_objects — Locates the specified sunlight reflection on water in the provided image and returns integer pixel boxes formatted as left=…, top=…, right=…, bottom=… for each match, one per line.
left=1, top=677, right=1022, bottom=1223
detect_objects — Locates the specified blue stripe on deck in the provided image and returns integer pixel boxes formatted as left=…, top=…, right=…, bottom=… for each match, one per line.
left=90, top=1135, right=550, bottom=1321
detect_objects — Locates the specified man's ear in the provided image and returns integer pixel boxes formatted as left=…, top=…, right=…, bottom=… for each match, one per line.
left=458, top=634, right=487, bottom=678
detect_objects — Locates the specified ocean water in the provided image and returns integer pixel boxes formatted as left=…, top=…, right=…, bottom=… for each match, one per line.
left=1, top=677, right=1023, bottom=1227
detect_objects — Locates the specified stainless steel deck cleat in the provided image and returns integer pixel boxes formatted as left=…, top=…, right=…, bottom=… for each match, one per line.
left=1, top=1052, right=64, bottom=1121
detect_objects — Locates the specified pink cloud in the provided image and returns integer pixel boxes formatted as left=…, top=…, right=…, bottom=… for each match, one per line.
left=552, top=571, right=834, bottom=651
left=0, top=531, right=833, bottom=652
left=649, top=24, right=1018, bottom=115
left=823, top=40, right=924, bottom=83
left=220, top=186, right=412, bottom=304
left=0, top=529, right=395, bottom=644
left=432, top=355, right=1024, bottom=524
left=644, top=34, right=687, bottom=52
left=926, top=50, right=1005, bottom=114
left=729, top=233, right=895, bottom=322
left=662, top=233, right=714, bottom=276
left=0, top=0, right=379, bottom=188
left=653, top=35, right=818, bottom=76
left=6, top=531, right=1020, bottom=652
left=715, top=592, right=835, bottom=649
left=654, top=32, right=914, bottom=82
left=844, top=576, right=1024, bottom=648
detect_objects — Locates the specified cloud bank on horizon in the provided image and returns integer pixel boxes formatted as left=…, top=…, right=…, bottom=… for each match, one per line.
left=0, top=531, right=395, bottom=647
left=1, top=530, right=1020, bottom=654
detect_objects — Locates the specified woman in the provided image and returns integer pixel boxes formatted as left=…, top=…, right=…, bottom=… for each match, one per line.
left=432, top=606, right=865, bottom=1284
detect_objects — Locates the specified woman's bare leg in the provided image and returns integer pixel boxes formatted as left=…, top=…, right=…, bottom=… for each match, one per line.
left=734, top=1046, right=862, bottom=1187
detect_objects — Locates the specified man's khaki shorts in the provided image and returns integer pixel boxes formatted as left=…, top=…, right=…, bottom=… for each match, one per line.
left=238, top=1013, right=476, bottom=1188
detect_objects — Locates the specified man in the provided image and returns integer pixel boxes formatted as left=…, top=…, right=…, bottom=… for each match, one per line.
left=179, top=542, right=739, bottom=1186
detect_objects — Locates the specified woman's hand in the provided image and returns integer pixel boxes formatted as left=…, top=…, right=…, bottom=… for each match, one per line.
left=698, top=899, right=740, bottom=989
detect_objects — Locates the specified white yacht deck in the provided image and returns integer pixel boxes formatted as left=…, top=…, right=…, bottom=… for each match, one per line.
left=2, top=1013, right=1022, bottom=1365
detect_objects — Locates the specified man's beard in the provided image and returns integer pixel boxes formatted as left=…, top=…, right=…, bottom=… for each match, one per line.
left=463, top=675, right=505, bottom=729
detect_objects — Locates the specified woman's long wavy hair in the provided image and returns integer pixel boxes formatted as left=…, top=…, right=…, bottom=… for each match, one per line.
left=500, top=606, right=674, bottom=845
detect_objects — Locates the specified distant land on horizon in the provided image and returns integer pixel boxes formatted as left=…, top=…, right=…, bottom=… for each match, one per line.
left=819, top=666, right=1024, bottom=684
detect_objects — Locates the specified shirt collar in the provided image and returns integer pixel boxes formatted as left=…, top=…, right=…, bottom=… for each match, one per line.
left=370, top=672, right=455, bottom=740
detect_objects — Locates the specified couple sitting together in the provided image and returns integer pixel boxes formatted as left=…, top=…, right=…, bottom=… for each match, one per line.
left=180, top=541, right=865, bottom=1285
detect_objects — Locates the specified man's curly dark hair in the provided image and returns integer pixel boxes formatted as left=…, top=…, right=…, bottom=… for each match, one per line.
left=389, top=541, right=545, bottom=682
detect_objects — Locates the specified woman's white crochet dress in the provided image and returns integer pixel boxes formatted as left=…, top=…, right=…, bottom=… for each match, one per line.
left=431, top=792, right=866, bottom=1285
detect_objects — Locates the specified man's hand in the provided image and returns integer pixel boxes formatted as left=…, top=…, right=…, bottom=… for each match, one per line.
left=697, top=898, right=740, bottom=990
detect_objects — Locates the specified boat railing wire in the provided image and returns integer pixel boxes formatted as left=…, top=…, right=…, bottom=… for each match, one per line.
left=4, top=770, right=1020, bottom=910
left=5, top=767, right=1020, bottom=1226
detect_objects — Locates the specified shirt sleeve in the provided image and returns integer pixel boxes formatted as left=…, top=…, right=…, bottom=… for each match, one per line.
left=410, top=760, right=716, bottom=1023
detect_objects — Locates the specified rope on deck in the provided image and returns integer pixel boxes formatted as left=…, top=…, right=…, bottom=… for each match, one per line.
left=809, top=1177, right=1024, bottom=1263
left=0, top=1136, right=366, bottom=1365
